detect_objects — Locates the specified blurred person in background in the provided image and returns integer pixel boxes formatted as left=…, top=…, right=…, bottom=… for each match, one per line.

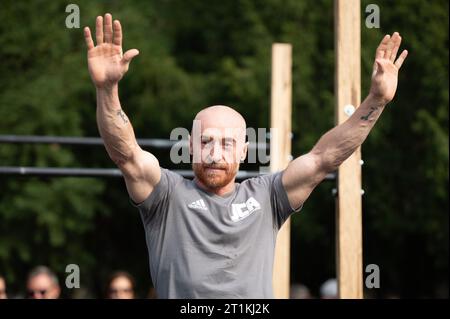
left=26, top=266, right=61, bottom=299
left=106, top=271, right=136, bottom=299
left=290, top=283, right=312, bottom=299
left=147, top=285, right=158, bottom=299
left=320, top=278, right=338, bottom=299
left=0, top=275, right=7, bottom=299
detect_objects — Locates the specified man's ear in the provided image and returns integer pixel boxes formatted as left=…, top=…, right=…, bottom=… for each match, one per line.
left=188, top=134, right=193, bottom=156
left=241, top=141, right=249, bottom=161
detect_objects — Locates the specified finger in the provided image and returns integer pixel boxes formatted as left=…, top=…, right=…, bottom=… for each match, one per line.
left=394, top=50, right=408, bottom=69
left=384, top=33, right=395, bottom=59
left=372, top=60, right=381, bottom=76
left=390, top=32, right=401, bottom=62
left=375, top=59, right=385, bottom=73
left=372, top=62, right=378, bottom=77
left=104, top=13, right=113, bottom=43
left=376, top=34, right=390, bottom=59
left=113, top=20, right=122, bottom=46
left=95, top=16, right=103, bottom=45
left=84, top=27, right=94, bottom=50
left=122, top=49, right=140, bottom=64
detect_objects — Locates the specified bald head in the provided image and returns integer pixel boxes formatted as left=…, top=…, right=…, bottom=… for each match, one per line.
left=193, top=105, right=246, bottom=132
left=193, top=105, right=247, bottom=149
left=191, top=105, right=247, bottom=159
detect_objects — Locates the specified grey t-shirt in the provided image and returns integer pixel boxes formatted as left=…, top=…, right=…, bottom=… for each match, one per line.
left=132, top=168, right=302, bottom=298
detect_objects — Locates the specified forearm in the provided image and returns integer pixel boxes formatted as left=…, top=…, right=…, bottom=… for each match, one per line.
left=311, top=94, right=386, bottom=171
left=96, top=84, right=139, bottom=166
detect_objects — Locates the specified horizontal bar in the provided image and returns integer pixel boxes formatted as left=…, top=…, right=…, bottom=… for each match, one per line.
left=0, top=135, right=267, bottom=150
left=0, top=166, right=336, bottom=181
left=0, top=167, right=122, bottom=177
left=0, top=167, right=264, bottom=179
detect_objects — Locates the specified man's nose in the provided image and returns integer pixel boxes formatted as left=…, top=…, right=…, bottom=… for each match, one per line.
left=209, top=142, right=222, bottom=162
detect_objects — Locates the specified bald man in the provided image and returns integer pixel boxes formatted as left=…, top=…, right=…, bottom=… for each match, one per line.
left=85, top=14, right=408, bottom=298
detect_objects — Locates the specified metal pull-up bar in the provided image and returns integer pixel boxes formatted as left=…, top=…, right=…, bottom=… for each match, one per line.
left=0, top=166, right=284, bottom=179
left=0, top=135, right=267, bottom=150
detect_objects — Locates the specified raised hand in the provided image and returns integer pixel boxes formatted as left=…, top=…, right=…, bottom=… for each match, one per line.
left=369, top=32, right=408, bottom=104
left=84, top=13, right=139, bottom=88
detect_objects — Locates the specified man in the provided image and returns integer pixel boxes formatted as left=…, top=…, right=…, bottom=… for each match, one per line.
left=320, top=278, right=338, bottom=299
left=84, top=14, right=407, bottom=298
left=0, top=275, right=7, bottom=299
left=105, top=271, right=136, bottom=299
left=26, top=266, right=61, bottom=299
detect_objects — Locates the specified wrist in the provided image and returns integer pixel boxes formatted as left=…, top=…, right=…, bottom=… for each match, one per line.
left=96, top=82, right=119, bottom=94
left=367, top=92, right=388, bottom=108
left=96, top=83, right=120, bottom=110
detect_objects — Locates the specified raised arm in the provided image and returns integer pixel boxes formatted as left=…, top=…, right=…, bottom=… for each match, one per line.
left=283, top=32, right=408, bottom=209
left=84, top=13, right=161, bottom=203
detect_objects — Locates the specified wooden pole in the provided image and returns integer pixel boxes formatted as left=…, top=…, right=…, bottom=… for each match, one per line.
left=270, top=43, right=292, bottom=299
left=334, top=0, right=363, bottom=299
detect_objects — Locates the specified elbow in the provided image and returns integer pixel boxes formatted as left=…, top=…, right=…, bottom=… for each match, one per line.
left=324, top=155, right=341, bottom=172
left=311, top=149, right=339, bottom=175
left=106, top=143, right=137, bottom=168
left=322, top=155, right=343, bottom=173
left=112, top=153, right=138, bottom=181
left=109, top=149, right=134, bottom=168
left=113, top=148, right=159, bottom=183
left=111, top=156, right=128, bottom=167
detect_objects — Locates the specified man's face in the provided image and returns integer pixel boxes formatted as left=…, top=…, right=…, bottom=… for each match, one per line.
left=27, top=274, right=60, bottom=299
left=192, top=129, right=242, bottom=189
left=190, top=107, right=247, bottom=190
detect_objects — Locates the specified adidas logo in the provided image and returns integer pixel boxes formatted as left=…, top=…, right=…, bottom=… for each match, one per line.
left=188, top=199, right=208, bottom=211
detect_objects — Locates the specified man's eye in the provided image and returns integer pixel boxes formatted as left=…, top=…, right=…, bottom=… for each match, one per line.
left=202, top=140, right=213, bottom=147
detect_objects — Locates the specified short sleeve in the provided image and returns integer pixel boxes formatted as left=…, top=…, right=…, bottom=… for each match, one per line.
left=271, top=171, right=302, bottom=227
left=257, top=171, right=303, bottom=229
left=129, top=168, right=183, bottom=227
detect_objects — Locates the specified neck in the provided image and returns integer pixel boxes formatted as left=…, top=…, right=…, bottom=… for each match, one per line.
left=193, top=177, right=236, bottom=197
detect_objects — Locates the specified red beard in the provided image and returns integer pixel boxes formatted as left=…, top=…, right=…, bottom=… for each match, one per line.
left=192, top=162, right=239, bottom=189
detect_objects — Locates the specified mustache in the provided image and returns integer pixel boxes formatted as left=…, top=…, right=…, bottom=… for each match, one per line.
left=202, top=164, right=228, bottom=170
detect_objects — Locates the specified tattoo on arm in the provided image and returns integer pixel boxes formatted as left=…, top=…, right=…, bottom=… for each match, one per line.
left=360, top=107, right=377, bottom=121
left=117, top=109, right=129, bottom=124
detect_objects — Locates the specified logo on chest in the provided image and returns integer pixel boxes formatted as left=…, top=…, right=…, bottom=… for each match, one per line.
left=230, top=197, right=261, bottom=222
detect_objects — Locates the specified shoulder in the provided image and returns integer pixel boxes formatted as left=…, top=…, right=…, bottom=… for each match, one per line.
left=241, top=171, right=283, bottom=190
left=160, top=168, right=185, bottom=185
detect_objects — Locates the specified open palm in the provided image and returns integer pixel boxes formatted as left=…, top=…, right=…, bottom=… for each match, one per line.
left=84, top=14, right=139, bottom=88
left=370, top=32, right=408, bottom=104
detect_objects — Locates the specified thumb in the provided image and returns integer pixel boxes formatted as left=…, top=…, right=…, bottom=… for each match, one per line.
left=122, top=49, right=140, bottom=64
left=375, top=59, right=385, bottom=73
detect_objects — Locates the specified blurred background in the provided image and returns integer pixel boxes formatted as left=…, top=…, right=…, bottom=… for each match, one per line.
left=0, top=0, right=448, bottom=298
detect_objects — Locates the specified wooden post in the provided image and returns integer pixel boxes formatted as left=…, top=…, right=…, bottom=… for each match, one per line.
left=334, top=0, right=363, bottom=299
left=270, top=43, right=292, bottom=299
